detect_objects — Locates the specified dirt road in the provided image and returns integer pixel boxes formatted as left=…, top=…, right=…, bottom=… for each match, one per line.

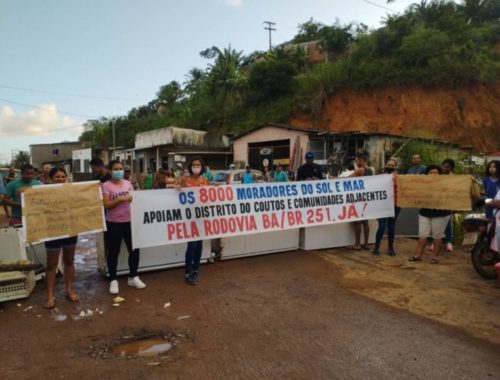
left=1, top=236, right=499, bottom=379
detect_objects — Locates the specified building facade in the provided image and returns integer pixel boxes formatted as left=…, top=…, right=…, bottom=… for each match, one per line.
left=30, top=141, right=83, bottom=169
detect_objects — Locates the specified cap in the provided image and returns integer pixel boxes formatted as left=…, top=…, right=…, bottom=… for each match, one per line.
left=305, top=151, right=314, bottom=160
left=229, top=164, right=236, bottom=169
left=124, top=165, right=131, bottom=171
left=245, top=164, right=251, bottom=168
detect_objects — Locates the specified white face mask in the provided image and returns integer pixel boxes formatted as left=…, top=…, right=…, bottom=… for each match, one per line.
left=192, top=167, right=201, bottom=175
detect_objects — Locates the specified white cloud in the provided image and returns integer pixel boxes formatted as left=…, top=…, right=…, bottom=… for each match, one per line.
left=0, top=104, right=83, bottom=137
left=224, top=0, right=243, bottom=7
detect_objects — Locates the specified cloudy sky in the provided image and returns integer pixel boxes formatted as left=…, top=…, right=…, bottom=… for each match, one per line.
left=0, top=0, right=415, bottom=164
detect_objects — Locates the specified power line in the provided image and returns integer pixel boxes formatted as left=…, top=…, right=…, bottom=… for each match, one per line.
left=362, top=0, right=397, bottom=12
left=0, top=97, right=97, bottom=119
left=0, top=83, right=147, bottom=101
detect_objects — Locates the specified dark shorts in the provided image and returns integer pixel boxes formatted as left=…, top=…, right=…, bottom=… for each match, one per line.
left=44, top=236, right=78, bottom=250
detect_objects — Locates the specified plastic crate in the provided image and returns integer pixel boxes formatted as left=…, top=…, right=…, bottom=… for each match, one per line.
left=0, top=271, right=35, bottom=302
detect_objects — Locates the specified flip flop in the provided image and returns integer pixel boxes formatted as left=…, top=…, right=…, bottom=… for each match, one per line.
left=361, top=245, right=370, bottom=250
left=44, top=298, right=56, bottom=309
left=408, top=256, right=421, bottom=262
left=66, top=293, right=80, bottom=302
left=348, top=246, right=362, bottom=251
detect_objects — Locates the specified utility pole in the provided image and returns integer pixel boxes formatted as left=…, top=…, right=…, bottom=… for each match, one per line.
left=263, top=21, right=276, bottom=51
left=110, top=117, right=117, bottom=160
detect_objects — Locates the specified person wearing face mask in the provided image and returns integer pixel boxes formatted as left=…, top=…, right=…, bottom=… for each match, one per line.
left=3, top=164, right=42, bottom=226
left=102, top=160, right=146, bottom=294
left=373, top=158, right=400, bottom=256
left=177, top=157, right=209, bottom=285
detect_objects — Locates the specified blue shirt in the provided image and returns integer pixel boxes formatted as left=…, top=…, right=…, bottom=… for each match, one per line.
left=483, top=176, right=500, bottom=218
left=407, top=165, right=427, bottom=175
left=242, top=172, right=255, bottom=184
left=274, top=171, right=288, bottom=182
left=0, top=174, right=4, bottom=194
left=5, top=178, right=42, bottom=218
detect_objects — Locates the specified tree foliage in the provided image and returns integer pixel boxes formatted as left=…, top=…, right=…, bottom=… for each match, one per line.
left=79, top=1, right=500, bottom=149
left=13, top=151, right=30, bottom=168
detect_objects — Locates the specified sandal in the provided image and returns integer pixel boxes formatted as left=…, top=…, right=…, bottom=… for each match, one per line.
left=408, top=256, right=421, bottom=262
left=44, top=298, right=56, bottom=309
left=66, top=293, right=80, bottom=302
left=361, top=245, right=370, bottom=250
left=348, top=246, right=362, bottom=251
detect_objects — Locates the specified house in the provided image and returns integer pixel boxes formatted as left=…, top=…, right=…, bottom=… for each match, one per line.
left=232, top=123, right=466, bottom=175
left=131, top=126, right=232, bottom=173
left=30, top=141, right=83, bottom=169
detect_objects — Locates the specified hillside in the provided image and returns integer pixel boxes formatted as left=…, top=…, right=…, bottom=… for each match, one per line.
left=290, top=83, right=500, bottom=151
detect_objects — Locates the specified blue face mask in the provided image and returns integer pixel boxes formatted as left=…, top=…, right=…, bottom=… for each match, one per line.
left=112, top=170, right=124, bottom=180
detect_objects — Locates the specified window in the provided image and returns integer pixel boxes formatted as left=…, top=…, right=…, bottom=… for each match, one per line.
left=52, top=148, right=59, bottom=155
left=73, top=160, right=81, bottom=172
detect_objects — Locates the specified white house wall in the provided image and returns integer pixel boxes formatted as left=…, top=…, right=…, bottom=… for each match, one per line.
left=233, top=127, right=310, bottom=164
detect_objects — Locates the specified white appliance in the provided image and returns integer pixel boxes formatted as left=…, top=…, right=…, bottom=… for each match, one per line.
left=96, top=233, right=212, bottom=276
left=219, top=229, right=300, bottom=260
left=300, top=221, right=377, bottom=250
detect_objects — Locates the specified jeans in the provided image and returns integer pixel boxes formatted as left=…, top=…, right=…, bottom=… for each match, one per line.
left=185, top=241, right=203, bottom=275
left=106, top=221, right=140, bottom=281
left=444, top=217, right=453, bottom=244
left=375, top=206, right=401, bottom=250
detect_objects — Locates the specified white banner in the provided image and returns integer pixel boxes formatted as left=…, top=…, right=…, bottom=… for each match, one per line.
left=131, top=175, right=394, bottom=249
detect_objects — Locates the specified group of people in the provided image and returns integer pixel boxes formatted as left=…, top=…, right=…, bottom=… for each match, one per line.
left=1, top=152, right=499, bottom=309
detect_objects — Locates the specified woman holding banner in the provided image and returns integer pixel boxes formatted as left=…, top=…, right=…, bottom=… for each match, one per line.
left=178, top=156, right=209, bottom=285
left=103, top=160, right=146, bottom=295
left=409, top=164, right=451, bottom=263
left=44, top=167, right=79, bottom=309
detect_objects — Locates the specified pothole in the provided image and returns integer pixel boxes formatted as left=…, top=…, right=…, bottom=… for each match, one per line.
left=112, top=338, right=172, bottom=357
left=83, top=329, right=190, bottom=360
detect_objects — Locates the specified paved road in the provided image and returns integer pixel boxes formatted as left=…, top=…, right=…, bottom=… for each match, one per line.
left=1, top=249, right=499, bottom=379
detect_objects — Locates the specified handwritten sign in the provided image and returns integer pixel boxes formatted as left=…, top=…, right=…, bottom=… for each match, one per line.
left=397, top=175, right=473, bottom=211
left=21, top=181, right=105, bottom=243
left=131, top=176, right=394, bottom=248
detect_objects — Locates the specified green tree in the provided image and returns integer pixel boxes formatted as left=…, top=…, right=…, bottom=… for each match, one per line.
left=13, top=151, right=30, bottom=168
left=247, top=60, right=297, bottom=104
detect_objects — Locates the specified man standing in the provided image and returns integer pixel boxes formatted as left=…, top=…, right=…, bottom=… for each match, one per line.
left=90, top=158, right=111, bottom=183
left=204, top=165, right=214, bottom=183
left=407, top=154, right=426, bottom=174
left=297, top=152, right=323, bottom=181
left=241, top=164, right=257, bottom=184
left=37, top=163, right=53, bottom=184
left=3, top=164, right=42, bottom=226
left=273, top=164, right=289, bottom=182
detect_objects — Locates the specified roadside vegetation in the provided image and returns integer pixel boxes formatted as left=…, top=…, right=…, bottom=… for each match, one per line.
left=79, top=0, right=500, bottom=149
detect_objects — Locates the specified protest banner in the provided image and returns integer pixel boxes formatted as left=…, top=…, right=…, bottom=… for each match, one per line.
left=131, top=175, right=394, bottom=249
left=21, top=181, right=106, bottom=243
left=397, top=175, right=473, bottom=211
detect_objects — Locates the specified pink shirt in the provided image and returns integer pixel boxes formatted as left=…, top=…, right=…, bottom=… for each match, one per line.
left=102, top=180, right=134, bottom=223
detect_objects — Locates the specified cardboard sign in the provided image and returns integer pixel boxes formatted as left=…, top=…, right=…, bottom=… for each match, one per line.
left=22, top=181, right=105, bottom=243
left=397, top=175, right=473, bottom=211
left=131, top=175, right=395, bottom=249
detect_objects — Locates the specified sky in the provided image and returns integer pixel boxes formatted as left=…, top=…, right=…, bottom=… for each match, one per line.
left=0, top=0, right=415, bottom=165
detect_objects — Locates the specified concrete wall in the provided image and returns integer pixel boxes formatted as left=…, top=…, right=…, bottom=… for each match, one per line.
left=233, top=127, right=310, bottom=164
left=30, top=142, right=83, bottom=168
